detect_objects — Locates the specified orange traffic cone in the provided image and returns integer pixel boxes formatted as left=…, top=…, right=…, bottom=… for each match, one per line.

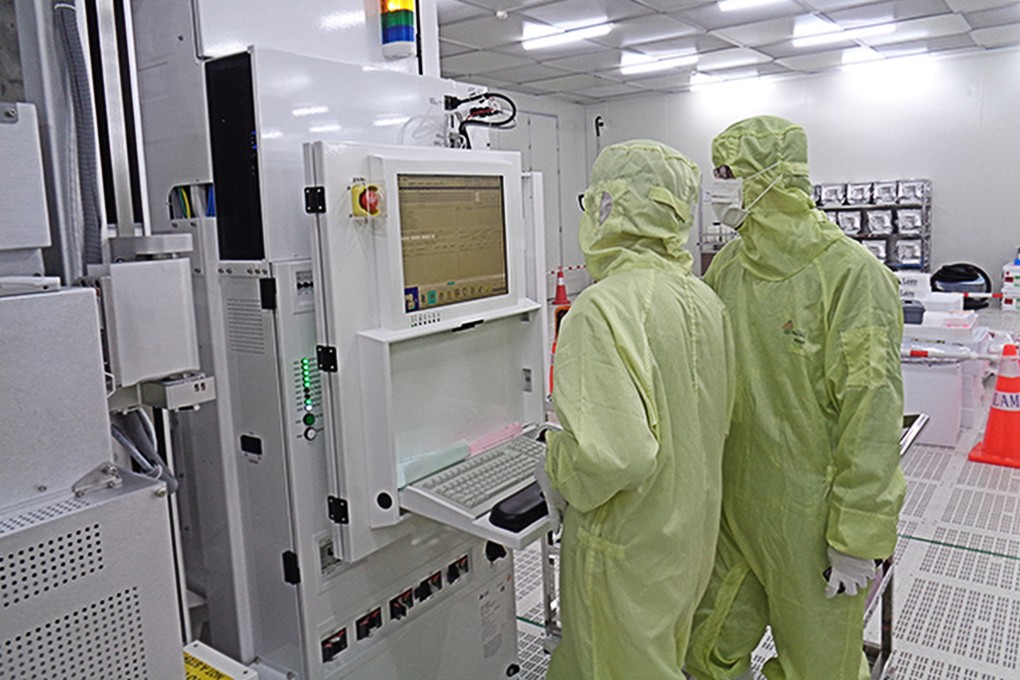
left=969, top=344, right=1020, bottom=468
left=553, top=268, right=570, bottom=306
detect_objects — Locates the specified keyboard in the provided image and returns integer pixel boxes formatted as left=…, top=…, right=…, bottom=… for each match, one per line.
left=407, top=435, right=546, bottom=519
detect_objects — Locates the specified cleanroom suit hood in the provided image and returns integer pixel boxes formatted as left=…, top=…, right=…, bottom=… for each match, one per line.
left=545, top=140, right=734, bottom=680
left=686, top=116, right=905, bottom=680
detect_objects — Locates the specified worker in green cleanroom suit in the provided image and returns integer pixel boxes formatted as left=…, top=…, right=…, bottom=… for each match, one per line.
left=685, top=116, right=905, bottom=680
left=539, top=140, right=735, bottom=680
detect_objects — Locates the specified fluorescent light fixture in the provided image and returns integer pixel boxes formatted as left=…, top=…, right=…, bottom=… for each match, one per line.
left=372, top=115, right=411, bottom=127
left=309, top=123, right=342, bottom=133
left=292, top=105, right=329, bottom=117
left=719, top=0, right=783, bottom=11
left=792, top=23, right=895, bottom=48
left=261, top=130, right=284, bottom=140
left=522, top=22, right=612, bottom=50
left=621, top=54, right=698, bottom=75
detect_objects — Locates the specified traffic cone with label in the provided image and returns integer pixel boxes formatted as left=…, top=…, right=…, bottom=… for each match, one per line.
left=969, top=344, right=1020, bottom=468
left=553, top=268, right=570, bottom=306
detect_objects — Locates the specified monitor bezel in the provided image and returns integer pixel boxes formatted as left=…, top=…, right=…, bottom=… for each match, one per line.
left=370, top=150, right=525, bottom=331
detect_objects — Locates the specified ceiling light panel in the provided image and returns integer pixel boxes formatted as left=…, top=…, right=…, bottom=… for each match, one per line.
left=620, top=53, right=699, bottom=75
left=522, top=23, right=614, bottom=50
left=459, top=0, right=551, bottom=9
left=719, top=0, right=786, bottom=11
left=671, top=0, right=804, bottom=30
left=696, top=47, right=772, bottom=70
left=792, top=23, right=896, bottom=48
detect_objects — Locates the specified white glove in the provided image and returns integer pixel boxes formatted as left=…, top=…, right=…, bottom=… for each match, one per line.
left=534, top=460, right=566, bottom=534
left=824, top=546, right=877, bottom=599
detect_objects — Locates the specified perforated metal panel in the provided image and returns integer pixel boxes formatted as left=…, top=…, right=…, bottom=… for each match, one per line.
left=1, top=586, right=148, bottom=679
left=0, top=498, right=91, bottom=536
left=1, top=523, right=104, bottom=609
left=226, top=298, right=266, bottom=354
left=0, top=474, right=184, bottom=677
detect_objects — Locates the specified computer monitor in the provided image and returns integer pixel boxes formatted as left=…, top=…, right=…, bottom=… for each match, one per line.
left=397, top=174, right=509, bottom=314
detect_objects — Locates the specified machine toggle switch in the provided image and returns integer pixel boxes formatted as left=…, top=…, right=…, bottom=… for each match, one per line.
left=447, top=555, right=470, bottom=584
left=321, top=628, right=347, bottom=662
left=390, top=588, right=414, bottom=621
left=355, top=608, right=383, bottom=640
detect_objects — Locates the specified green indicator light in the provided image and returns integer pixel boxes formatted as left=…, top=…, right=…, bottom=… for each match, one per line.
left=303, top=413, right=316, bottom=426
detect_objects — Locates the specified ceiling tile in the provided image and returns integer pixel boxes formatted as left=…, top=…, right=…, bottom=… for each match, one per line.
left=464, top=0, right=562, bottom=10
left=634, top=33, right=740, bottom=56
left=964, top=4, right=1020, bottom=29
left=440, top=38, right=476, bottom=57
left=873, top=32, right=977, bottom=56
left=627, top=71, right=694, bottom=91
left=971, top=22, right=1020, bottom=46
left=823, top=0, right=955, bottom=29
left=437, top=0, right=492, bottom=24
left=526, top=73, right=622, bottom=93
left=574, top=81, right=648, bottom=98
left=590, top=13, right=702, bottom=48
left=441, top=14, right=537, bottom=49
left=696, top=47, right=773, bottom=70
left=629, top=0, right=707, bottom=12
left=801, top=0, right=893, bottom=9
left=945, top=0, right=1020, bottom=11
left=858, top=13, right=971, bottom=46
left=542, top=49, right=643, bottom=73
left=670, top=0, right=806, bottom=31
left=776, top=46, right=856, bottom=71
left=518, top=0, right=652, bottom=27
left=712, top=13, right=830, bottom=47
left=441, top=50, right=536, bottom=75
left=482, top=62, right=576, bottom=83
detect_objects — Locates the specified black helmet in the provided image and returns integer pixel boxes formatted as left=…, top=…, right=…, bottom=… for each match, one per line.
left=931, top=263, right=992, bottom=310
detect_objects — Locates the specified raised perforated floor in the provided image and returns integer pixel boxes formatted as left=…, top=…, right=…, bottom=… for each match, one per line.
left=516, top=309, right=1020, bottom=679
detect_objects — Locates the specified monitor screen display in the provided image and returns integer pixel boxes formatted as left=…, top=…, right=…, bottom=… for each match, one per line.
left=397, top=174, right=509, bottom=313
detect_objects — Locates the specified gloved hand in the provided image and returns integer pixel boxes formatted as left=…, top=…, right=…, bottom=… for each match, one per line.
left=534, top=460, right=566, bottom=533
left=824, top=546, right=877, bottom=598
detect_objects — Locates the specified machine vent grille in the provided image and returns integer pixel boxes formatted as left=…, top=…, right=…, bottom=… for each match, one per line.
left=0, top=498, right=92, bottom=537
left=226, top=298, right=265, bottom=354
left=0, top=586, right=147, bottom=679
left=1, top=523, right=104, bottom=608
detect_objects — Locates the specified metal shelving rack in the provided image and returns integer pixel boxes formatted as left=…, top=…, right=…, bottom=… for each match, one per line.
left=696, top=179, right=933, bottom=274
left=816, top=179, right=933, bottom=272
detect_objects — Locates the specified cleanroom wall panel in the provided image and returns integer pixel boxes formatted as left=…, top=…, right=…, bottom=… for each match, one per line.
left=586, top=48, right=1020, bottom=281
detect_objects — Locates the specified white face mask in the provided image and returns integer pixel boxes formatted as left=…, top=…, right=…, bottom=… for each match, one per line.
left=710, top=162, right=782, bottom=229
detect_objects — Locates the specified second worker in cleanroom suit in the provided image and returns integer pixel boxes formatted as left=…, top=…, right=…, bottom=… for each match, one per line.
left=685, top=116, right=905, bottom=680
left=538, top=140, right=735, bottom=680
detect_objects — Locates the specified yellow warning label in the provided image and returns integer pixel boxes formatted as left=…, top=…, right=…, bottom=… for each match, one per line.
left=184, top=652, right=234, bottom=680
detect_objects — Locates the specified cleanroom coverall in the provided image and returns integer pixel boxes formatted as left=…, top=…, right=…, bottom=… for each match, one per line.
left=545, top=140, right=735, bottom=680
left=685, top=116, right=905, bottom=680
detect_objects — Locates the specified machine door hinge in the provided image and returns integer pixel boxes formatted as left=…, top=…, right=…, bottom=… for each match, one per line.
left=282, top=551, right=301, bottom=585
left=259, top=277, right=277, bottom=310
left=304, top=186, right=326, bottom=214
left=317, top=345, right=338, bottom=373
left=328, top=496, right=349, bottom=524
